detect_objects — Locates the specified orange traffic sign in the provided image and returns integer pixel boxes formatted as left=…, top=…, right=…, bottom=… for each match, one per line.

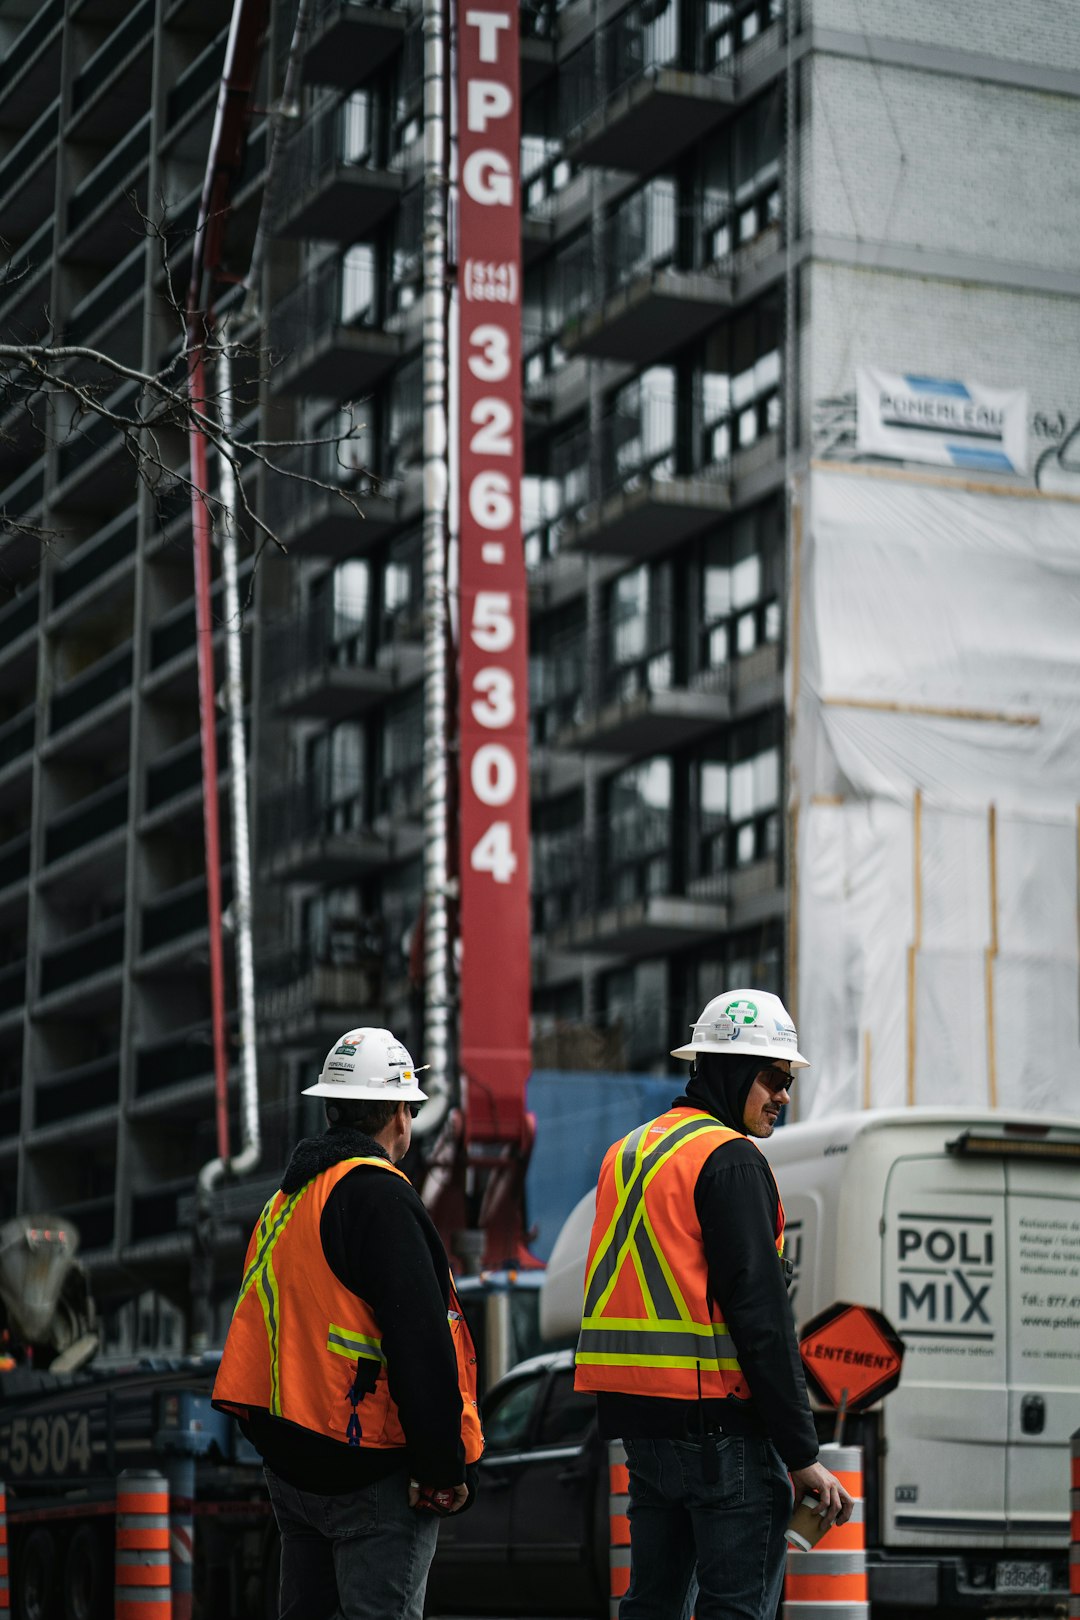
left=799, top=1301, right=904, bottom=1411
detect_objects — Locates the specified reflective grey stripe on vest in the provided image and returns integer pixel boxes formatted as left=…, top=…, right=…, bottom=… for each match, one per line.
left=576, top=1321, right=739, bottom=1366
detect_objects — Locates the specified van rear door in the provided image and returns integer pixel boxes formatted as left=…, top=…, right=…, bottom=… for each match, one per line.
left=1003, top=1158, right=1080, bottom=1549
left=881, top=1152, right=1007, bottom=1546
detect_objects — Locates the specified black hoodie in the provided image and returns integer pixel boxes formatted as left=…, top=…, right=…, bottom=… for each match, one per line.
left=236, top=1127, right=469, bottom=1494
left=594, top=1055, right=819, bottom=1471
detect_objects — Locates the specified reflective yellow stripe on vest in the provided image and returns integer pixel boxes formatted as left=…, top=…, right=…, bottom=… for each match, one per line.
left=234, top=1187, right=307, bottom=1416
left=327, top=1324, right=385, bottom=1364
left=578, top=1113, right=742, bottom=1375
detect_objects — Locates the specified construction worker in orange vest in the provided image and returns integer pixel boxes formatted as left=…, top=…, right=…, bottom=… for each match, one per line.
left=214, top=1027, right=483, bottom=1620
left=575, top=989, right=853, bottom=1620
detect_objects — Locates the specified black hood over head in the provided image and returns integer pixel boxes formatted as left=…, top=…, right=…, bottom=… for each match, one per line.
left=673, top=1051, right=763, bottom=1134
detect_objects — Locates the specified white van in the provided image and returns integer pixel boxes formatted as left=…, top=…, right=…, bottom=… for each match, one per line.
left=542, top=1108, right=1080, bottom=1612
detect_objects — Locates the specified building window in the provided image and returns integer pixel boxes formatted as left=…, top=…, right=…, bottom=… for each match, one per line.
left=606, top=756, right=673, bottom=905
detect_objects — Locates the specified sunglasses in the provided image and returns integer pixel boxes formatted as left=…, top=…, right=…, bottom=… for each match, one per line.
left=407, top=1102, right=423, bottom=1119
left=757, top=1066, right=794, bottom=1096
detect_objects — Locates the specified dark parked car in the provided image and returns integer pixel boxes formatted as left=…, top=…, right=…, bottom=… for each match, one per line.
left=427, top=1350, right=607, bottom=1618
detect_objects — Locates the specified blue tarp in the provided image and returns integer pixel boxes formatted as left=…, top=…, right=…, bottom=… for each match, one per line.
left=523, top=1069, right=681, bottom=1261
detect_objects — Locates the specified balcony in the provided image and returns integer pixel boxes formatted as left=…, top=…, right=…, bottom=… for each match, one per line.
left=165, top=27, right=229, bottom=132
left=63, top=249, right=145, bottom=348
left=0, top=219, right=53, bottom=338
left=69, top=0, right=154, bottom=139
left=552, top=396, right=730, bottom=560
left=0, top=585, right=38, bottom=676
left=143, top=722, right=228, bottom=821
left=32, top=1053, right=120, bottom=1135
left=561, top=0, right=734, bottom=174
left=0, top=832, right=30, bottom=899
left=269, top=258, right=401, bottom=398
left=274, top=99, right=405, bottom=243
left=260, top=773, right=393, bottom=884
left=257, top=944, right=381, bottom=1051
left=269, top=441, right=414, bottom=559
left=546, top=608, right=729, bottom=758
left=0, top=707, right=35, bottom=797
left=302, top=1, right=409, bottom=93
left=132, top=1024, right=217, bottom=1106
left=265, top=598, right=394, bottom=720
left=38, top=915, right=124, bottom=1006
left=537, top=819, right=728, bottom=958
left=144, top=560, right=253, bottom=696
left=41, top=777, right=128, bottom=878
left=46, top=641, right=133, bottom=755
left=54, top=380, right=142, bottom=510
left=0, top=957, right=27, bottom=1032
left=0, top=98, right=59, bottom=242
left=140, top=872, right=233, bottom=963
left=50, top=509, right=138, bottom=618
left=559, top=185, right=731, bottom=365
left=66, top=113, right=151, bottom=260
left=0, top=0, right=62, bottom=125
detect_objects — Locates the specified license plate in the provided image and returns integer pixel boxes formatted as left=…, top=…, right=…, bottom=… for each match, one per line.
left=995, top=1560, right=1051, bottom=1594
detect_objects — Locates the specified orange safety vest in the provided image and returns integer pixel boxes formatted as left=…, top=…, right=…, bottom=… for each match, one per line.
left=213, top=1155, right=483, bottom=1463
left=574, top=1107, right=785, bottom=1401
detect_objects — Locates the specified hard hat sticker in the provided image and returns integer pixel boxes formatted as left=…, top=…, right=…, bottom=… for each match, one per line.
left=335, top=1044, right=357, bottom=1056
left=725, top=999, right=759, bottom=1025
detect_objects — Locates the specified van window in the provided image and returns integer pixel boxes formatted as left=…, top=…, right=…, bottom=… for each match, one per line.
left=537, top=1369, right=595, bottom=1447
left=483, top=1373, right=543, bottom=1452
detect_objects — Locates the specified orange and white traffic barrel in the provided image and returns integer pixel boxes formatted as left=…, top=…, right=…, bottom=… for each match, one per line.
left=0, top=1478, right=9, bottom=1616
left=783, top=1443, right=868, bottom=1619
left=115, top=1467, right=172, bottom=1620
left=1070, top=1427, right=1079, bottom=1619
left=608, top=1441, right=630, bottom=1619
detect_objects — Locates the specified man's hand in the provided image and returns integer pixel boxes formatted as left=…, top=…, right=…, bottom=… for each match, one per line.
left=790, top=1462, right=854, bottom=1528
left=408, top=1480, right=470, bottom=1515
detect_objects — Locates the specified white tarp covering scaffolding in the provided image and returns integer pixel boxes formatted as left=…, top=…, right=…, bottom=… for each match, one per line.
left=790, top=465, right=1080, bottom=1121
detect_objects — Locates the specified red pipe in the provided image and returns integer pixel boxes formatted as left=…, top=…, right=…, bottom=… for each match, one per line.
left=188, top=344, right=231, bottom=1165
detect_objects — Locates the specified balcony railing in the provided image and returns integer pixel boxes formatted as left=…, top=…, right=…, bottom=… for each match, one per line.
left=0, top=706, right=35, bottom=772
left=257, top=942, right=381, bottom=1027
left=274, top=96, right=405, bottom=227
left=264, top=595, right=371, bottom=692
left=64, top=251, right=145, bottom=346
left=49, top=643, right=133, bottom=737
left=269, top=253, right=379, bottom=364
left=543, top=602, right=726, bottom=723
left=0, top=585, right=38, bottom=643
left=0, top=0, right=62, bottom=101
left=145, top=722, right=229, bottom=813
left=0, top=99, right=59, bottom=208
left=557, top=185, right=730, bottom=321
left=165, top=26, right=229, bottom=127
left=141, top=871, right=233, bottom=954
left=534, top=811, right=728, bottom=923
left=71, top=0, right=154, bottom=112
left=559, top=0, right=727, bottom=137
left=52, top=510, right=138, bottom=608
left=43, top=779, right=128, bottom=867
left=68, top=114, right=150, bottom=233
left=260, top=772, right=370, bottom=859
left=35, top=1053, right=120, bottom=1128
left=0, top=832, right=30, bottom=892
left=269, top=438, right=400, bottom=543
left=0, top=957, right=27, bottom=1014
left=40, top=915, right=124, bottom=997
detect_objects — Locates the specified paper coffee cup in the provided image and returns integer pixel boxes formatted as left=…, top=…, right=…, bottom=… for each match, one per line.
left=785, top=1494, right=829, bottom=1551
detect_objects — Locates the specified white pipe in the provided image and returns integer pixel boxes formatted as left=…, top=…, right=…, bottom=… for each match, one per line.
left=415, top=0, right=452, bottom=1140
left=214, top=325, right=261, bottom=1178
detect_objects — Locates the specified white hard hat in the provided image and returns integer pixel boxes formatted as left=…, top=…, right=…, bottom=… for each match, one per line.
left=303, top=1027, right=429, bottom=1102
left=671, top=988, right=809, bottom=1068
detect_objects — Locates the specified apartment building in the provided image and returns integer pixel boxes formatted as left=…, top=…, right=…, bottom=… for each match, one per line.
left=0, top=0, right=1075, bottom=1327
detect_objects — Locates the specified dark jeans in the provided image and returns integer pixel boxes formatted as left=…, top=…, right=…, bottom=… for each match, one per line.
left=264, top=1464, right=440, bottom=1620
left=622, top=1436, right=792, bottom=1620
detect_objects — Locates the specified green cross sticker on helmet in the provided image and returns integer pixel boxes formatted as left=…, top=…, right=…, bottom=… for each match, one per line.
left=725, top=999, right=758, bottom=1025
left=670, top=987, right=810, bottom=1067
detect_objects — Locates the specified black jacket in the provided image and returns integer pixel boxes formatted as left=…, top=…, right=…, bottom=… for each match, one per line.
left=238, top=1127, right=469, bottom=1494
left=595, top=1091, right=819, bottom=1471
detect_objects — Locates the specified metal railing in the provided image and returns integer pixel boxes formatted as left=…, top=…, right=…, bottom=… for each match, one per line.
left=559, top=0, right=730, bottom=139
left=263, top=594, right=371, bottom=696
left=269, top=254, right=379, bottom=368
left=259, top=770, right=371, bottom=859
left=49, top=643, right=133, bottom=736
left=534, top=809, right=730, bottom=924
left=43, top=778, right=128, bottom=867
left=268, top=436, right=400, bottom=542
left=274, top=95, right=403, bottom=230
left=556, top=186, right=731, bottom=320
left=71, top=0, right=154, bottom=111
left=541, top=602, right=727, bottom=724
left=257, top=942, right=381, bottom=1026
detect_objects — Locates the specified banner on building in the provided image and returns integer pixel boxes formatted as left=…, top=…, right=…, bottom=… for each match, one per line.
left=856, top=368, right=1029, bottom=474
left=456, top=0, right=532, bottom=1139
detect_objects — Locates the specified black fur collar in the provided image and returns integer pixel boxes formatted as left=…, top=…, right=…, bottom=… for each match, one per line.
left=280, top=1126, right=390, bottom=1195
